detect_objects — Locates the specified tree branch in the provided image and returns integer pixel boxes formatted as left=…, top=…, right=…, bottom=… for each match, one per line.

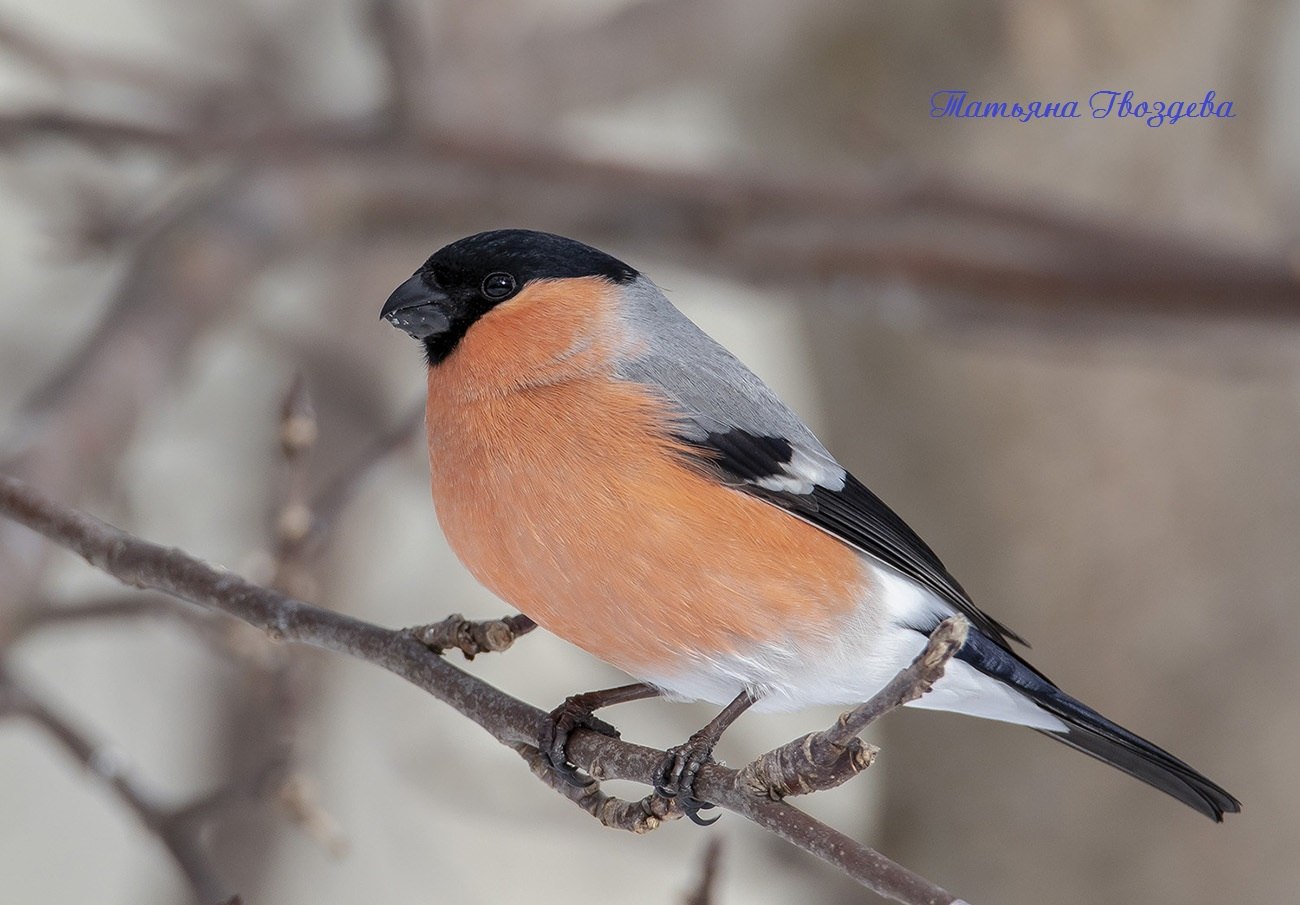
left=365, top=0, right=427, bottom=134
left=0, top=108, right=1295, bottom=318
left=0, top=472, right=968, bottom=905
left=683, top=838, right=723, bottom=905
left=270, top=373, right=319, bottom=600
left=3, top=593, right=274, bottom=663
left=292, top=403, right=423, bottom=562
left=0, top=664, right=232, bottom=904
left=410, top=613, right=537, bottom=659
left=740, top=617, right=969, bottom=799
left=0, top=168, right=279, bottom=614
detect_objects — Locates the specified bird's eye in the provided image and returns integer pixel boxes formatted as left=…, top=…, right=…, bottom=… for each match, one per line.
left=481, top=272, right=516, bottom=300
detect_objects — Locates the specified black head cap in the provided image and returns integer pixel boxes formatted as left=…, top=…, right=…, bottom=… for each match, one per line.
left=381, top=229, right=639, bottom=365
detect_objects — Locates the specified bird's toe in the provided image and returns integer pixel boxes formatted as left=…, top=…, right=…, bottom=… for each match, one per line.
left=538, top=697, right=621, bottom=784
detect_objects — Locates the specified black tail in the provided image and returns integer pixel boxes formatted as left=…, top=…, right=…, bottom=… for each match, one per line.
left=955, top=629, right=1241, bottom=821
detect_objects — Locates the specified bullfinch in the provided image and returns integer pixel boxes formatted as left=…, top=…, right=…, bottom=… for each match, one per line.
left=381, top=228, right=1239, bottom=824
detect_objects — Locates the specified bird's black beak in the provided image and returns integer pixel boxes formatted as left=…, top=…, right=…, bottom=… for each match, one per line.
left=381, top=275, right=453, bottom=341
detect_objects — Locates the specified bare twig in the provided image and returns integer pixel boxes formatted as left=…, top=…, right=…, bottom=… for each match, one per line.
left=0, top=381, right=409, bottom=893
left=410, top=612, right=537, bottom=659
left=365, top=0, right=427, bottom=133
left=0, top=473, right=967, bottom=905
left=0, top=169, right=279, bottom=614
left=10, top=593, right=208, bottom=634
left=238, top=376, right=347, bottom=874
left=739, top=617, right=968, bottom=799
left=275, top=773, right=349, bottom=858
left=3, top=593, right=276, bottom=664
left=271, top=373, right=318, bottom=599
left=823, top=618, right=969, bottom=743
left=294, top=404, right=423, bottom=559
left=0, top=664, right=232, bottom=904
left=513, top=742, right=680, bottom=834
left=684, top=838, right=724, bottom=905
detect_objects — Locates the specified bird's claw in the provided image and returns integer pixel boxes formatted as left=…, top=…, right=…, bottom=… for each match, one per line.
left=538, top=698, right=621, bottom=784
left=655, top=738, right=721, bottom=826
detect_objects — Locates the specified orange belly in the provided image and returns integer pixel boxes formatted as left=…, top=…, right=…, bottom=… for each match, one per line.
left=425, top=372, right=868, bottom=679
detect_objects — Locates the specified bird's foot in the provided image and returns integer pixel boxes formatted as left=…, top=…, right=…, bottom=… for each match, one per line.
left=654, top=734, right=720, bottom=826
left=538, top=697, right=621, bottom=786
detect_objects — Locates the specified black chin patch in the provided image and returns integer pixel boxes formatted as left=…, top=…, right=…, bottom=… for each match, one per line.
left=421, top=293, right=481, bottom=366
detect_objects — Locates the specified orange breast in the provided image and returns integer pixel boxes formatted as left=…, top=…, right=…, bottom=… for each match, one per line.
left=423, top=278, right=867, bottom=677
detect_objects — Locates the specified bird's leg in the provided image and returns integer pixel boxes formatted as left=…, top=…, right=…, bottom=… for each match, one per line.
left=540, top=682, right=661, bottom=785
left=656, top=689, right=758, bottom=826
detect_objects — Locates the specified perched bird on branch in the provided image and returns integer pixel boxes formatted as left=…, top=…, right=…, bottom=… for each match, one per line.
left=382, top=229, right=1240, bottom=824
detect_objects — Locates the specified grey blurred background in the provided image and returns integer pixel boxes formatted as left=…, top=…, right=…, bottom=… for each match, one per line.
left=0, top=1, right=1296, bottom=903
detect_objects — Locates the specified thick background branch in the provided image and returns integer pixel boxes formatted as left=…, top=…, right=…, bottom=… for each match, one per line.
left=1, top=114, right=1296, bottom=317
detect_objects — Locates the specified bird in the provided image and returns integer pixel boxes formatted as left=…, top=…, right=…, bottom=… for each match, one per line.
left=381, top=228, right=1240, bottom=824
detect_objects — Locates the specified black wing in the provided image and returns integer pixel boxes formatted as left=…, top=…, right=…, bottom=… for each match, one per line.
left=680, top=427, right=1028, bottom=648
